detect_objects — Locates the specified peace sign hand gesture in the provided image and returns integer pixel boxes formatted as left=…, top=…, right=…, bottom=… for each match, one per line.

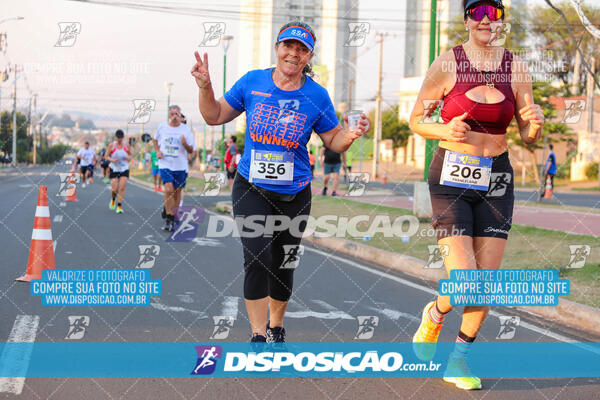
left=191, top=51, right=212, bottom=90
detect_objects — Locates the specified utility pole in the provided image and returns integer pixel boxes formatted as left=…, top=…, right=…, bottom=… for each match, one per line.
left=347, top=79, right=362, bottom=172
left=26, top=95, right=31, bottom=164
left=203, top=122, right=207, bottom=169
left=165, top=82, right=173, bottom=121
left=31, top=94, right=37, bottom=164
left=587, top=57, right=598, bottom=188
left=572, top=48, right=581, bottom=95
left=372, top=33, right=383, bottom=179
left=424, top=0, right=438, bottom=180
left=587, top=57, right=595, bottom=134
left=11, top=63, right=17, bottom=167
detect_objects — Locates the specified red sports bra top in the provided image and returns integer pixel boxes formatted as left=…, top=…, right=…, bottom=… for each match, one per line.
left=440, top=45, right=516, bottom=135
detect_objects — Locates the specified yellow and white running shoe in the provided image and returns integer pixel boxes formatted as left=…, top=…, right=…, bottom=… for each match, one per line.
left=412, top=301, right=443, bottom=361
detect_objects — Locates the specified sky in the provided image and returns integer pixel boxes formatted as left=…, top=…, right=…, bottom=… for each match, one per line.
left=0, top=0, right=410, bottom=132
left=0, top=0, right=549, bottom=132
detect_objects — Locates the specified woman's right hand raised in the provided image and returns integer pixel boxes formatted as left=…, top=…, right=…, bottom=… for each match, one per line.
left=445, top=112, right=470, bottom=142
left=191, top=51, right=212, bottom=89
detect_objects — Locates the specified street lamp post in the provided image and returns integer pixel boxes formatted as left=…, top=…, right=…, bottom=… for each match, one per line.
left=164, top=82, right=174, bottom=121
left=220, top=35, right=233, bottom=171
left=1, top=17, right=24, bottom=167
left=11, top=64, right=17, bottom=167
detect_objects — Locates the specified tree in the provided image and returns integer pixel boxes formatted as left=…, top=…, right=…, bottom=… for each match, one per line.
left=366, top=105, right=411, bottom=149
left=506, top=80, right=577, bottom=184
left=38, top=143, right=71, bottom=164
left=529, top=1, right=600, bottom=96
left=0, top=110, right=29, bottom=159
left=77, top=118, right=96, bottom=130
left=52, top=113, right=75, bottom=128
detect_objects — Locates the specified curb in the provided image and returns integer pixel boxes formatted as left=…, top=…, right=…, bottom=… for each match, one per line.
left=215, top=201, right=232, bottom=214
left=215, top=200, right=600, bottom=337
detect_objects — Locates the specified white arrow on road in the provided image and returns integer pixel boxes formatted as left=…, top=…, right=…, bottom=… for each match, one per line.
left=219, top=296, right=239, bottom=319
left=150, top=298, right=207, bottom=318
left=286, top=299, right=353, bottom=320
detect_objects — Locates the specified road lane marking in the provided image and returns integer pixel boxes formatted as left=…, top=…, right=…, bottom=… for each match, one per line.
left=366, top=306, right=420, bottom=323
left=0, top=315, right=40, bottom=395
left=220, top=296, right=239, bottom=319
left=303, top=246, right=600, bottom=353
left=53, top=215, right=63, bottom=223
left=180, top=206, right=599, bottom=353
left=59, top=202, right=66, bottom=207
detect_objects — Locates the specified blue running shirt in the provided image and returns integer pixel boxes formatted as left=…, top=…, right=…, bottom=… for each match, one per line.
left=224, top=68, right=339, bottom=194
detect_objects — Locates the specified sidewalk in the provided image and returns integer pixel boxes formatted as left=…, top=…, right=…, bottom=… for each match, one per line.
left=313, top=187, right=600, bottom=237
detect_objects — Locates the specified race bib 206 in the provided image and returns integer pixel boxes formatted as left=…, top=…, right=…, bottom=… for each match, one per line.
left=440, top=150, right=492, bottom=191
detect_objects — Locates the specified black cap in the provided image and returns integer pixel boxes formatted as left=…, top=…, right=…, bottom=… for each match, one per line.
left=464, top=0, right=503, bottom=12
left=115, top=129, right=124, bottom=138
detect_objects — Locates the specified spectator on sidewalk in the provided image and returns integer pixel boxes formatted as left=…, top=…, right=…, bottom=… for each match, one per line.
left=309, top=149, right=316, bottom=177
left=150, top=149, right=162, bottom=192
left=543, top=144, right=557, bottom=196
left=321, top=146, right=345, bottom=196
left=225, top=135, right=238, bottom=191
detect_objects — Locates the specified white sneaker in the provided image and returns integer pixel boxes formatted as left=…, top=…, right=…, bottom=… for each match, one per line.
left=82, top=183, right=86, bottom=188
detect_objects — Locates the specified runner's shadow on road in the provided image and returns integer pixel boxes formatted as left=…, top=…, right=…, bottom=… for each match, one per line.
left=484, top=377, right=600, bottom=391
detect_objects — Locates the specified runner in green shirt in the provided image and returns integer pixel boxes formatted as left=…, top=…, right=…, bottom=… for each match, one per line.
left=150, top=150, right=162, bottom=192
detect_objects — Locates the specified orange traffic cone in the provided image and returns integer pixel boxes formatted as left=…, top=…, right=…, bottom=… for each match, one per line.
left=543, top=175, right=553, bottom=199
left=66, top=173, right=78, bottom=202
left=16, top=186, right=56, bottom=282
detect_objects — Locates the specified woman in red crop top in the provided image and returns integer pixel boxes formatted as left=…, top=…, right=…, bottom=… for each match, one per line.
left=409, top=0, right=544, bottom=390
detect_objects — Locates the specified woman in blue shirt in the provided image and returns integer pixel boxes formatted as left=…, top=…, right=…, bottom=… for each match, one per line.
left=192, top=21, right=367, bottom=343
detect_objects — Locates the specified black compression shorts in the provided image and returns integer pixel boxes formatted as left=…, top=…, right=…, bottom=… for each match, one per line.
left=109, top=169, right=129, bottom=179
left=428, top=147, right=514, bottom=241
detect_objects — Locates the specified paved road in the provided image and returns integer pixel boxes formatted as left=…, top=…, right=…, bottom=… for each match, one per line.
left=1, top=166, right=599, bottom=399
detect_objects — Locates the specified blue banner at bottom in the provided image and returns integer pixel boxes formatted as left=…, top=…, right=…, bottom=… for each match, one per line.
left=1, top=342, right=599, bottom=377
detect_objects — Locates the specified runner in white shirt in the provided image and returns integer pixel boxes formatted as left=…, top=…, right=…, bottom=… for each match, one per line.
left=104, top=129, right=131, bottom=214
left=76, top=142, right=96, bottom=187
left=153, top=105, right=196, bottom=231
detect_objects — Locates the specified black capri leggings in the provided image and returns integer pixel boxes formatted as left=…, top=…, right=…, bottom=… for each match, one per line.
left=232, top=173, right=312, bottom=301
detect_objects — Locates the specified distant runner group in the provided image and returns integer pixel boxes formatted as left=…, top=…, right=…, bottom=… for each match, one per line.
left=73, top=105, right=196, bottom=229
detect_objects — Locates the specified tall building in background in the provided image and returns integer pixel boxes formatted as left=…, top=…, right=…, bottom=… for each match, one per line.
left=237, top=0, right=358, bottom=118
left=403, top=0, right=462, bottom=79
left=398, top=0, right=462, bottom=168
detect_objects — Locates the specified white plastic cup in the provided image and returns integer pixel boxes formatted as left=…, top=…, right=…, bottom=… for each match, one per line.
left=347, top=110, right=362, bottom=132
